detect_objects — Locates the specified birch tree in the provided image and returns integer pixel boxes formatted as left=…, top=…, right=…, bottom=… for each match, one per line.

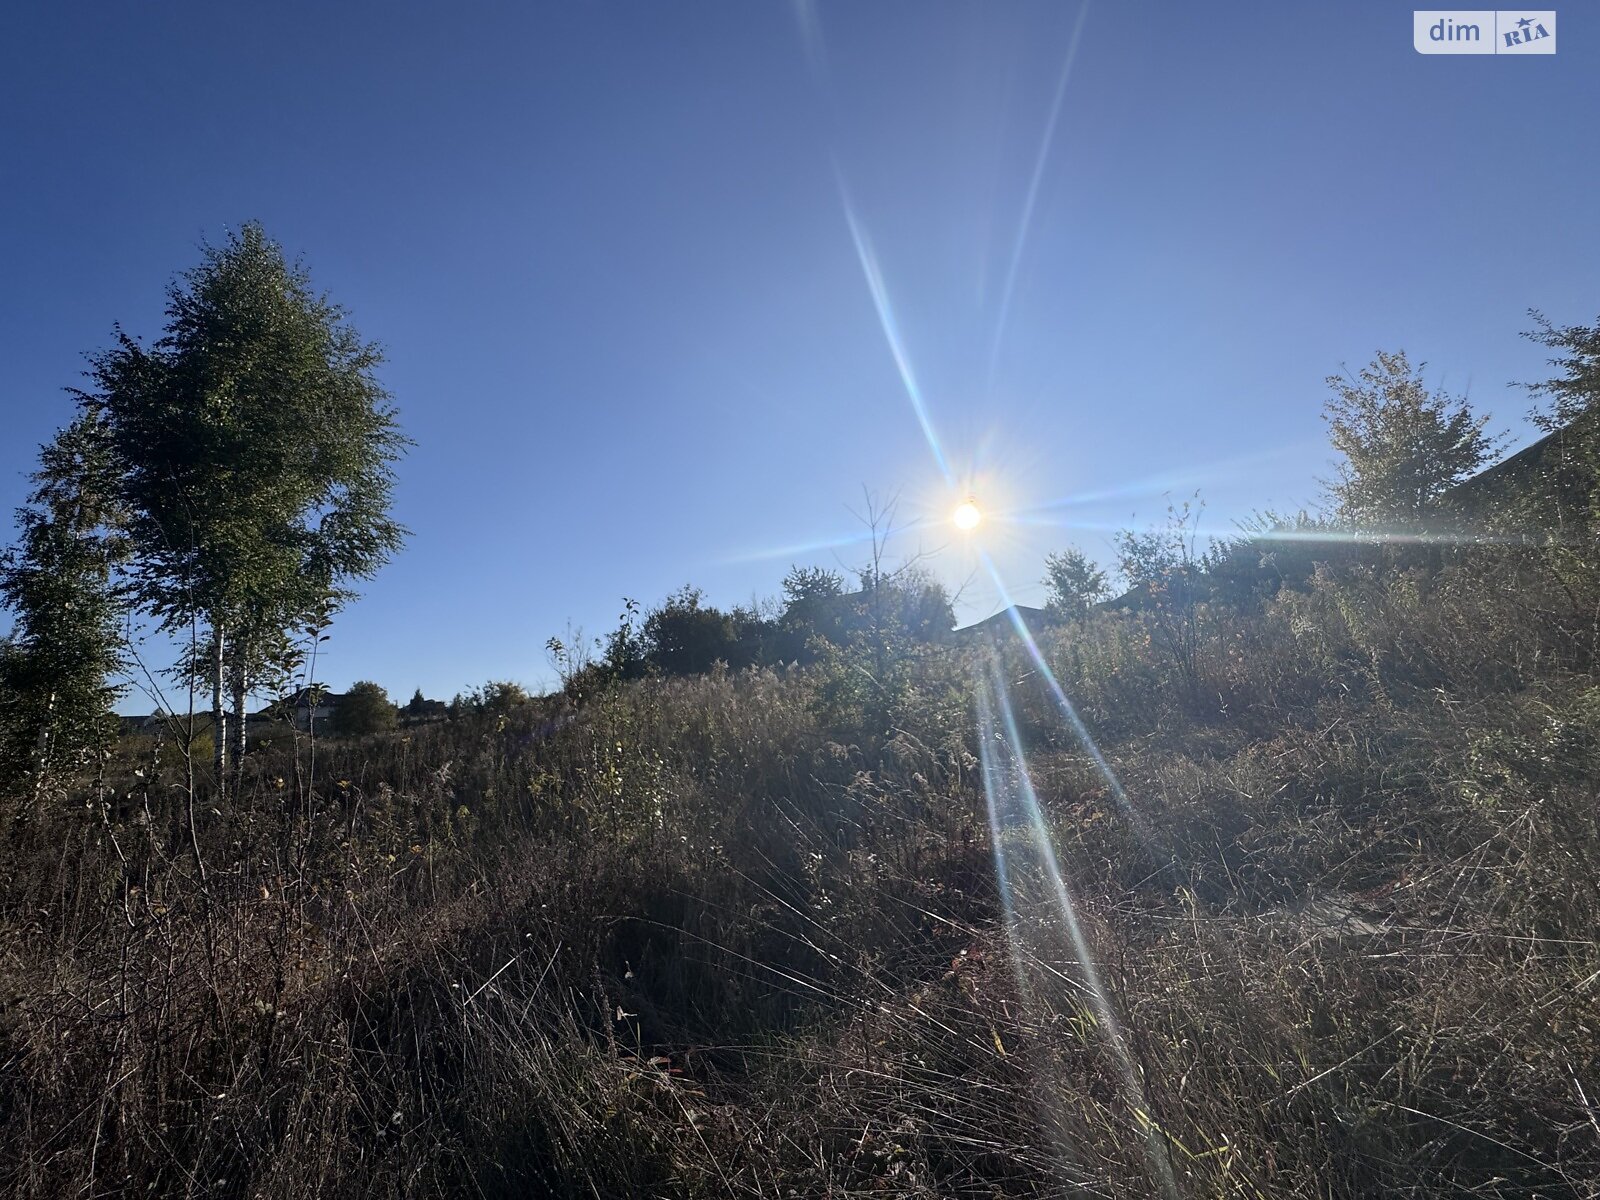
left=42, top=223, right=407, bottom=793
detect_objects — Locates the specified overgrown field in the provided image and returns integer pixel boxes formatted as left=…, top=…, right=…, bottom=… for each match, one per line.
left=2, top=547, right=1598, bottom=1198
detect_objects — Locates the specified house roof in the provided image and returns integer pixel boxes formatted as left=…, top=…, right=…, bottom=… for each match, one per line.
left=248, top=689, right=345, bottom=720
left=283, top=687, right=344, bottom=707
left=954, top=604, right=1053, bottom=642
left=116, top=711, right=169, bottom=732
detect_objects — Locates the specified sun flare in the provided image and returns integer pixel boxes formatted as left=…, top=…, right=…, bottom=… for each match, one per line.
left=952, top=498, right=983, bottom=531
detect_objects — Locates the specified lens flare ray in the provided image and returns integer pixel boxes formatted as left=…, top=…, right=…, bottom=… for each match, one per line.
left=977, top=660, right=1179, bottom=1196
left=978, top=549, right=1164, bottom=851
left=720, top=517, right=937, bottom=566
left=1016, top=440, right=1319, bottom=516
left=985, top=1, right=1092, bottom=393
left=838, top=182, right=954, bottom=485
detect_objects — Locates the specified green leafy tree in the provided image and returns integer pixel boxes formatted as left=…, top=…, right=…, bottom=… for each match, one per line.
left=642, top=586, right=764, bottom=676
left=849, top=490, right=953, bottom=665
left=47, top=223, right=408, bottom=791
left=773, top=565, right=847, bottom=662
left=1321, top=350, right=1500, bottom=529
left=0, top=534, right=125, bottom=795
left=0, top=417, right=127, bottom=796
left=812, top=491, right=957, bottom=739
left=457, top=680, right=530, bottom=713
left=1526, top=310, right=1600, bottom=432
left=1042, top=547, right=1109, bottom=620
left=783, top=565, right=844, bottom=608
left=600, top=597, right=647, bottom=682
left=1522, top=311, right=1600, bottom=529
left=876, top=569, right=954, bottom=643
left=331, top=681, right=397, bottom=737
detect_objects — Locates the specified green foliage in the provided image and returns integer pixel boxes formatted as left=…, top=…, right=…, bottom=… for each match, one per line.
left=0, top=419, right=126, bottom=795
left=584, top=570, right=957, bottom=691
left=456, top=680, right=531, bottom=713
left=1321, top=349, right=1501, bottom=528
left=1525, top=309, right=1600, bottom=432
left=1114, top=498, right=1212, bottom=706
left=770, top=565, right=849, bottom=662
left=331, top=680, right=398, bottom=737
left=1041, top=545, right=1109, bottom=619
left=809, top=567, right=958, bottom=743
left=600, top=597, right=647, bottom=681
left=1516, top=311, right=1600, bottom=532
left=20, top=222, right=410, bottom=786
left=782, top=564, right=844, bottom=607
left=88, top=224, right=408, bottom=632
left=641, top=586, right=762, bottom=676
left=862, top=566, right=955, bottom=646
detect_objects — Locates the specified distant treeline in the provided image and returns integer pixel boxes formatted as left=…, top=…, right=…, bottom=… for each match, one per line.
left=545, top=563, right=955, bottom=697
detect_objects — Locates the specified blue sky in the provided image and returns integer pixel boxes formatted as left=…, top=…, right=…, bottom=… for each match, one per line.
left=2, top=2, right=1596, bottom=705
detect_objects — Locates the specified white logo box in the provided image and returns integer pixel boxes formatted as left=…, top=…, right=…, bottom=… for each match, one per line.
left=1414, top=10, right=1556, bottom=53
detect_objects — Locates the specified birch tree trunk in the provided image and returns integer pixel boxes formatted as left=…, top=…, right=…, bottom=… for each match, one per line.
left=31, top=690, right=57, bottom=805
left=211, top=625, right=228, bottom=799
left=230, top=647, right=248, bottom=784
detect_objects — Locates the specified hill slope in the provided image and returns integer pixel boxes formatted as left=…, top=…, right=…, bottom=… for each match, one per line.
left=3, top=527, right=1598, bottom=1198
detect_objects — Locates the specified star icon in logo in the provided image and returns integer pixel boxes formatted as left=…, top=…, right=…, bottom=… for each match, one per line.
left=1517, top=16, right=1533, bottom=28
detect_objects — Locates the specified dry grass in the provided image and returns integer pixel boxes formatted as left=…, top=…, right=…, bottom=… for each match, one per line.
left=1, top=547, right=1598, bottom=1197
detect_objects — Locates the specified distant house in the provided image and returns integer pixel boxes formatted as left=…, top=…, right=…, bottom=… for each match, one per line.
left=254, top=688, right=344, bottom=731
left=1445, top=425, right=1586, bottom=523
left=117, top=711, right=170, bottom=736
left=401, top=695, right=448, bottom=724
left=954, top=604, right=1054, bottom=646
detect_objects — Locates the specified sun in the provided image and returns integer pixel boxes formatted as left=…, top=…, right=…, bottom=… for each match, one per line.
left=952, top=497, right=983, bottom=531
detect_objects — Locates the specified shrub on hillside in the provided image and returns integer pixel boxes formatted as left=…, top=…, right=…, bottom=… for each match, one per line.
left=332, top=680, right=399, bottom=737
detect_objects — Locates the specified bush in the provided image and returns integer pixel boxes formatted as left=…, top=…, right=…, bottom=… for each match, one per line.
left=332, top=680, right=398, bottom=737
